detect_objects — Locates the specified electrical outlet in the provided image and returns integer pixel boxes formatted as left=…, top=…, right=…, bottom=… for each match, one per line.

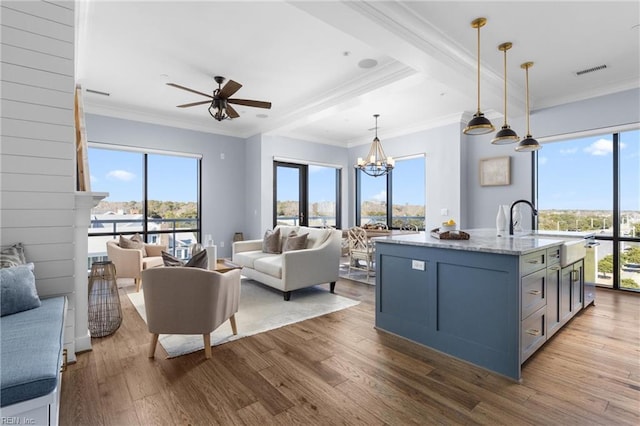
left=411, top=260, right=425, bottom=271
left=220, top=153, right=225, bottom=160
left=220, top=241, right=224, bottom=247
left=441, top=208, right=448, bottom=216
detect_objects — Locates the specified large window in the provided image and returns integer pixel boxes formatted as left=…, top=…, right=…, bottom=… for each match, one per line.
left=88, top=145, right=201, bottom=264
left=356, top=155, right=426, bottom=229
left=273, top=161, right=341, bottom=228
left=537, top=129, right=639, bottom=291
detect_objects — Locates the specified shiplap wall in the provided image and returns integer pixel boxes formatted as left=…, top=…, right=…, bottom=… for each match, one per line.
left=1, top=0, right=76, bottom=349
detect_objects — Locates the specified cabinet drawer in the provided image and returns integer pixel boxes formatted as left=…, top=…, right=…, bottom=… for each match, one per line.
left=521, top=305, right=546, bottom=363
left=521, top=250, right=547, bottom=276
left=521, top=268, right=546, bottom=319
left=547, top=246, right=561, bottom=266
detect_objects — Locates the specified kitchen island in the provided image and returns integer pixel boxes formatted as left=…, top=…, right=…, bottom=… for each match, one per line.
left=373, top=228, right=590, bottom=381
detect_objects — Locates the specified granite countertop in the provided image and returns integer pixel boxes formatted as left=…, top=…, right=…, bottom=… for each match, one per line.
left=372, top=228, right=575, bottom=255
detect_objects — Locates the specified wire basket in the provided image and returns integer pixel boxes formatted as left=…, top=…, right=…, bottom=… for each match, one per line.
left=88, top=261, right=122, bottom=337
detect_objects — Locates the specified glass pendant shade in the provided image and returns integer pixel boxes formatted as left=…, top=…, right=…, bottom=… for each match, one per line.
left=355, top=114, right=394, bottom=177
left=515, top=62, right=541, bottom=152
left=463, top=17, right=495, bottom=136
left=492, top=42, right=519, bottom=145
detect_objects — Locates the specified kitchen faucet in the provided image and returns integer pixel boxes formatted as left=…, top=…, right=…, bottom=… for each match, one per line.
left=509, top=199, right=538, bottom=235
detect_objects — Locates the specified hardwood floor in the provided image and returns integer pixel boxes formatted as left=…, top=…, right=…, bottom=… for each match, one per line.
left=60, top=280, right=639, bottom=425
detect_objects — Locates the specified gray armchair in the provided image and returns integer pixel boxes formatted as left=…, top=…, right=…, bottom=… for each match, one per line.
left=141, top=266, right=241, bottom=359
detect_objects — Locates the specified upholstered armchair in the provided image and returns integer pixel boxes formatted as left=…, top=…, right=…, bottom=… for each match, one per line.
left=142, top=267, right=241, bottom=359
left=106, top=240, right=166, bottom=292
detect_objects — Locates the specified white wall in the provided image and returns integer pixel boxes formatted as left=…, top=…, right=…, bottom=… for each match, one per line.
left=85, top=114, right=247, bottom=257
left=0, top=0, right=76, bottom=352
left=465, top=88, right=640, bottom=230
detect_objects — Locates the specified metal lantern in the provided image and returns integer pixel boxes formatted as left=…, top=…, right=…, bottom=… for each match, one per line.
left=88, top=261, right=122, bottom=337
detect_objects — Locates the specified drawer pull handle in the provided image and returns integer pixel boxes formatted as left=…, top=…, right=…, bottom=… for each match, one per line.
left=526, top=328, right=541, bottom=336
left=549, top=266, right=560, bottom=271
left=528, top=290, right=541, bottom=295
left=527, top=260, right=540, bottom=264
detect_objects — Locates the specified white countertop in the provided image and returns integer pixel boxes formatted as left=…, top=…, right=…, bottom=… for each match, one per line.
left=372, top=228, right=587, bottom=255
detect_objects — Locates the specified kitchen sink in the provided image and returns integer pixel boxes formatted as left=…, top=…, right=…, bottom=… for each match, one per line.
left=560, top=239, right=586, bottom=267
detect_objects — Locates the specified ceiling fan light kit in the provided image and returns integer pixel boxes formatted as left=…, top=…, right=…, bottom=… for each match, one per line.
left=463, top=17, right=495, bottom=136
left=168, top=75, right=271, bottom=122
left=355, top=114, right=394, bottom=177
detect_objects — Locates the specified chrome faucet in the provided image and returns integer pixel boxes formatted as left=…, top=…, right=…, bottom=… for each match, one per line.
left=509, top=199, right=538, bottom=235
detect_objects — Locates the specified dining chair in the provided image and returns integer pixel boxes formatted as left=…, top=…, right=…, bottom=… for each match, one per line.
left=348, top=226, right=375, bottom=278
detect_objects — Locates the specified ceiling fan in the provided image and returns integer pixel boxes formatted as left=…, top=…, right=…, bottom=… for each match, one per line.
left=166, top=76, right=271, bottom=121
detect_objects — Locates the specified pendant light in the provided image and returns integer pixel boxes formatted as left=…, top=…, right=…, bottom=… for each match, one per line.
left=515, top=62, right=541, bottom=152
left=463, top=17, right=495, bottom=135
left=355, top=114, right=394, bottom=177
left=491, top=42, right=519, bottom=144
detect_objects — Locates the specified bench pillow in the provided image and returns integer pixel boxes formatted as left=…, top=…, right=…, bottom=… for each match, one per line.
left=1, top=263, right=41, bottom=317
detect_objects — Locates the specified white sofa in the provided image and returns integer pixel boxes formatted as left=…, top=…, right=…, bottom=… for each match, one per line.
left=232, top=225, right=341, bottom=300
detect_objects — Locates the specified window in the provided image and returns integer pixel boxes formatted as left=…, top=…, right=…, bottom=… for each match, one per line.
left=356, top=155, right=426, bottom=230
left=537, top=128, right=639, bottom=292
left=273, top=161, right=341, bottom=228
left=88, top=146, right=201, bottom=265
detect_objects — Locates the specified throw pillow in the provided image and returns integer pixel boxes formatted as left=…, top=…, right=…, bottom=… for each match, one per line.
left=1, top=263, right=41, bottom=316
left=161, top=249, right=209, bottom=269
left=119, top=234, right=147, bottom=257
left=0, top=243, right=27, bottom=268
left=262, top=228, right=281, bottom=254
left=161, top=251, right=185, bottom=267
left=283, top=232, right=308, bottom=252
left=185, top=248, right=208, bottom=269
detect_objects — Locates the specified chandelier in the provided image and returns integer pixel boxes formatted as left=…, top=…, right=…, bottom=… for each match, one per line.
left=208, top=92, right=229, bottom=121
left=355, top=114, right=394, bottom=177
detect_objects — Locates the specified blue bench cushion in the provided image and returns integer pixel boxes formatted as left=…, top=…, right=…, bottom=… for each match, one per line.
left=0, top=297, right=65, bottom=407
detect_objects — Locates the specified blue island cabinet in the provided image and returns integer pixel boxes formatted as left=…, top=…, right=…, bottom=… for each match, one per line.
left=374, top=241, right=525, bottom=381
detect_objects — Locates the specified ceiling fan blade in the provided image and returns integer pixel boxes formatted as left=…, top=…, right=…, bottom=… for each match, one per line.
left=166, top=83, right=212, bottom=99
left=218, top=80, right=242, bottom=98
left=228, top=98, right=272, bottom=109
left=176, top=100, right=212, bottom=108
left=226, top=104, right=240, bottom=119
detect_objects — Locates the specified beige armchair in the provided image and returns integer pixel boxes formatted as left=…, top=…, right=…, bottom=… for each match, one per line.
left=106, top=240, right=166, bottom=292
left=141, top=267, right=241, bottom=360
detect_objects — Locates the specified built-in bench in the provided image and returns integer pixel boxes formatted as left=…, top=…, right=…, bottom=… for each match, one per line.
left=0, top=296, right=67, bottom=426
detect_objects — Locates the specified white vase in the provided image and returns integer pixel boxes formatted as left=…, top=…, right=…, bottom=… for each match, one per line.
left=512, top=205, right=523, bottom=233
left=496, top=205, right=508, bottom=234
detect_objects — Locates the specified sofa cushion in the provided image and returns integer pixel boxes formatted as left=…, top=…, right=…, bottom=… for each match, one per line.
left=283, top=232, right=308, bottom=252
left=1, top=263, right=41, bottom=317
left=234, top=250, right=275, bottom=269
left=1, top=296, right=65, bottom=407
left=262, top=228, right=281, bottom=254
left=0, top=243, right=27, bottom=268
left=119, top=234, right=147, bottom=257
left=254, top=255, right=283, bottom=279
left=143, top=256, right=164, bottom=270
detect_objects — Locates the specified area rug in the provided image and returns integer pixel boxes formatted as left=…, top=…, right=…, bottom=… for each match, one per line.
left=126, top=278, right=360, bottom=358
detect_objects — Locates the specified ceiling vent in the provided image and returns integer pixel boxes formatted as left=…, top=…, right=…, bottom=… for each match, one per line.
left=575, top=64, right=607, bottom=76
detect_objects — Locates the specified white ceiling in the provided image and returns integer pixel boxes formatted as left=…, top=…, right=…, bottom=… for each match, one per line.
left=76, top=1, right=640, bottom=148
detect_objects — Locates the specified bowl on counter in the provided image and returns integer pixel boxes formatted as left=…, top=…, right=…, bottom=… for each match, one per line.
left=439, top=224, right=457, bottom=232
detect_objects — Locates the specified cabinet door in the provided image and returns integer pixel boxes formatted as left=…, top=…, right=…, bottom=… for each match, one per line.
left=571, top=260, right=584, bottom=313
left=560, top=265, right=573, bottom=323
left=546, top=264, right=562, bottom=337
